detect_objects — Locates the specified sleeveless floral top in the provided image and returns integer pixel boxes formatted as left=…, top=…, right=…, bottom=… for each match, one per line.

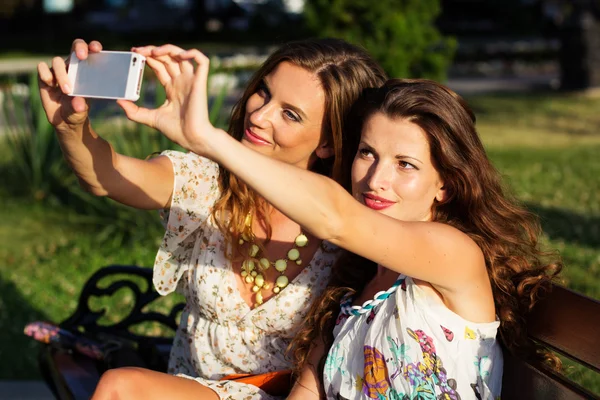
left=324, top=274, right=503, bottom=400
left=153, top=151, right=339, bottom=399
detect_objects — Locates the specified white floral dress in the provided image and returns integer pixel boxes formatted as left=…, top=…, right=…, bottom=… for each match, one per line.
left=153, top=151, right=339, bottom=399
left=324, top=274, right=503, bottom=400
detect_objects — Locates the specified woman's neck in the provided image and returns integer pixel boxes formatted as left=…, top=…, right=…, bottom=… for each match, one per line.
left=374, top=264, right=398, bottom=280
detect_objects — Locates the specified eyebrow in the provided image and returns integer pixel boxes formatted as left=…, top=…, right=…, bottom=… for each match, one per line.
left=396, top=155, right=423, bottom=165
left=263, top=78, right=308, bottom=121
left=360, top=141, right=424, bottom=164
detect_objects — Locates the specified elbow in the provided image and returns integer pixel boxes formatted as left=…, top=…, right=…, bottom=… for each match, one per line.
left=315, top=183, right=350, bottom=243
left=321, top=211, right=345, bottom=243
left=79, top=178, right=108, bottom=197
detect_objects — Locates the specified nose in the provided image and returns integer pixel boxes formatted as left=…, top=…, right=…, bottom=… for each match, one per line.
left=367, top=161, right=393, bottom=191
left=248, top=95, right=275, bottom=129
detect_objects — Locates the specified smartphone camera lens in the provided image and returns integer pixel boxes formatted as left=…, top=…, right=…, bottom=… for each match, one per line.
left=133, top=57, right=137, bottom=65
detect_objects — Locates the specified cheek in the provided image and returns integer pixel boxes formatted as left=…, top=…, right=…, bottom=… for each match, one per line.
left=275, top=125, right=321, bottom=150
left=350, top=160, right=366, bottom=198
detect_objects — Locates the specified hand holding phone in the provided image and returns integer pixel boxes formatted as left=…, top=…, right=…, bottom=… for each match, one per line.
left=67, top=50, right=146, bottom=101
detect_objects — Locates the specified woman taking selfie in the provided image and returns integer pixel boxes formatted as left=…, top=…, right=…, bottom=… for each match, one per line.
left=37, top=38, right=386, bottom=399
left=128, top=47, right=561, bottom=399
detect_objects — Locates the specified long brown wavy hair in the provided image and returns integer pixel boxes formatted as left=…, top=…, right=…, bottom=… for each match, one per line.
left=290, top=79, right=563, bottom=380
left=210, top=38, right=386, bottom=259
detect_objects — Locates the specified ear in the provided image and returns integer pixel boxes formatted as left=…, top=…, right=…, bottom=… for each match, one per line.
left=315, top=141, right=334, bottom=159
left=435, top=183, right=447, bottom=203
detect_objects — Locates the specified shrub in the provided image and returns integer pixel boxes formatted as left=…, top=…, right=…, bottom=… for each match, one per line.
left=1, top=73, right=228, bottom=245
left=303, top=0, right=457, bottom=81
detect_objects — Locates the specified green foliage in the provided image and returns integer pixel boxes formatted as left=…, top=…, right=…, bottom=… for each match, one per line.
left=303, top=0, right=457, bottom=80
left=2, top=74, right=73, bottom=202
left=1, top=73, right=229, bottom=245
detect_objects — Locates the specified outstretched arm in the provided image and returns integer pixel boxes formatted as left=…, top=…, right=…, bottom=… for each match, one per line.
left=139, top=47, right=488, bottom=294
left=38, top=39, right=174, bottom=209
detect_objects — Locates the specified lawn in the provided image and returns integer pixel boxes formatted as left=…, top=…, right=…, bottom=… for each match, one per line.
left=0, top=89, right=599, bottom=393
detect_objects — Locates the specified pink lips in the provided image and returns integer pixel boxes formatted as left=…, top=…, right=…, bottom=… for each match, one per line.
left=363, top=193, right=395, bottom=210
left=244, top=128, right=270, bottom=146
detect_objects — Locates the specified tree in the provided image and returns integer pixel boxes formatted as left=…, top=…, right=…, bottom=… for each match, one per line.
left=303, top=0, right=456, bottom=81
left=552, top=0, right=600, bottom=90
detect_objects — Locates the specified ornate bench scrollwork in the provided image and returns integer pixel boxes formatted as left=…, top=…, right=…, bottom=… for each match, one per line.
left=36, top=265, right=184, bottom=400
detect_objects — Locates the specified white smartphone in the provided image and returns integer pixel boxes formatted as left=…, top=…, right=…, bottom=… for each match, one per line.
left=67, top=50, right=146, bottom=101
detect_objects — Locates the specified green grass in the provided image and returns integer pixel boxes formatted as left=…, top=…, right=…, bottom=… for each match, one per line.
left=470, top=91, right=600, bottom=395
left=1, top=90, right=599, bottom=393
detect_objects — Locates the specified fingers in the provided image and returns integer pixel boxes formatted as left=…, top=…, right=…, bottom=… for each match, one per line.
left=71, top=39, right=103, bottom=60
left=52, top=56, right=71, bottom=94
left=133, top=46, right=172, bottom=85
left=71, top=96, right=89, bottom=114
left=132, top=45, right=156, bottom=58
left=150, top=45, right=188, bottom=78
left=117, top=100, right=156, bottom=128
left=144, top=56, right=171, bottom=87
left=177, top=49, right=210, bottom=88
left=151, top=44, right=185, bottom=57
left=38, top=62, right=56, bottom=88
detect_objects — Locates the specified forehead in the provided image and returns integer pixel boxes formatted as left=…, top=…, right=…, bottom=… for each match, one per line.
left=362, top=113, right=431, bottom=156
left=266, top=62, right=325, bottom=118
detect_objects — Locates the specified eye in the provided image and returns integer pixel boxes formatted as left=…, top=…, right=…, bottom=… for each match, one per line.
left=398, top=160, right=416, bottom=170
left=358, top=148, right=374, bottom=158
left=283, top=109, right=300, bottom=122
left=257, top=81, right=270, bottom=99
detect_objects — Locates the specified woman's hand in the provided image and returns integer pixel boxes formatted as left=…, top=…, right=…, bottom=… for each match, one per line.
left=37, top=39, right=102, bottom=135
left=119, top=45, right=221, bottom=156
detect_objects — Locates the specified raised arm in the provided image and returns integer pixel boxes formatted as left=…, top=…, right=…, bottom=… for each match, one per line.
left=38, top=39, right=174, bottom=209
left=132, top=47, right=487, bottom=293
left=204, top=128, right=484, bottom=292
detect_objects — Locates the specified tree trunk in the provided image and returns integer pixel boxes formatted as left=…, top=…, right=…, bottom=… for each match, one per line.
left=559, top=7, right=600, bottom=90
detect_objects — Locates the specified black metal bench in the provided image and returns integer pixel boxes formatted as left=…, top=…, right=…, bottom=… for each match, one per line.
left=34, top=265, right=600, bottom=399
left=37, top=265, right=183, bottom=400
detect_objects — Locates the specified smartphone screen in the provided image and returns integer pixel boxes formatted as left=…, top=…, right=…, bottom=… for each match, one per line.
left=70, top=52, right=140, bottom=99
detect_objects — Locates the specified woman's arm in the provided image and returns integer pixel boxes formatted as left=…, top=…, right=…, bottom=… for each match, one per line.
left=204, top=129, right=485, bottom=293
left=39, top=39, right=174, bottom=209
left=133, top=47, right=487, bottom=293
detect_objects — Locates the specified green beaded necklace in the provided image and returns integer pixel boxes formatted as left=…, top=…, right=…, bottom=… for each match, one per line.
left=239, top=214, right=308, bottom=306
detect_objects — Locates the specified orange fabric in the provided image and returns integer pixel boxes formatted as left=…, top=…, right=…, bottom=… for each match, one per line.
left=220, top=370, right=292, bottom=396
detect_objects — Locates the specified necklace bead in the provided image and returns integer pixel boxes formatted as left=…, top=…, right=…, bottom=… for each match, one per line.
left=274, top=259, right=287, bottom=272
left=295, top=234, right=309, bottom=247
left=288, top=249, right=300, bottom=261
left=259, top=258, right=270, bottom=270
left=240, top=214, right=307, bottom=307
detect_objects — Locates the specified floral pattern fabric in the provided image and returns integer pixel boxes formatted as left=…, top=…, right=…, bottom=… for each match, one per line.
left=154, top=151, right=339, bottom=399
left=324, top=275, right=503, bottom=400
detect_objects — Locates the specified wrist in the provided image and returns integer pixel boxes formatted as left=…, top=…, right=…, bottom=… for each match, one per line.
left=189, top=127, right=229, bottom=160
left=57, top=117, right=92, bottom=138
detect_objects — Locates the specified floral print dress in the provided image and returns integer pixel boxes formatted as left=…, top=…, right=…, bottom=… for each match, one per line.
left=324, top=274, right=503, bottom=400
left=153, top=151, right=339, bottom=399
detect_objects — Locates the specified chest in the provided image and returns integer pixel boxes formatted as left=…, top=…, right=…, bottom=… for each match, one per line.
left=181, top=224, right=335, bottom=321
left=232, top=232, right=324, bottom=309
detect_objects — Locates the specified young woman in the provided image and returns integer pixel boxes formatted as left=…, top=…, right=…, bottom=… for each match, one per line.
left=38, top=38, right=386, bottom=399
left=131, top=48, right=561, bottom=399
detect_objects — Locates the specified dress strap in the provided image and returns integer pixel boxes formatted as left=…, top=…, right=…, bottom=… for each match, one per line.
left=340, top=275, right=405, bottom=317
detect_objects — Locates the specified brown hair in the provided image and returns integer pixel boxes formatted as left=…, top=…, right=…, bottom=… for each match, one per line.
left=290, top=79, right=562, bottom=379
left=210, top=38, right=386, bottom=259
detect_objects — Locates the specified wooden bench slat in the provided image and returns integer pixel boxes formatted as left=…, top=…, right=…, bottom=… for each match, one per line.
left=528, top=285, right=600, bottom=373
left=502, top=352, right=598, bottom=399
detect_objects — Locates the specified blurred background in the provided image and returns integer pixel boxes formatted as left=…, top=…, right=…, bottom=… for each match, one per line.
left=0, top=0, right=599, bottom=398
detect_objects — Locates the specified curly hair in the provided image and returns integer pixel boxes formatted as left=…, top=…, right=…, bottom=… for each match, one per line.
left=209, top=38, right=386, bottom=260
left=289, top=79, right=563, bottom=381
